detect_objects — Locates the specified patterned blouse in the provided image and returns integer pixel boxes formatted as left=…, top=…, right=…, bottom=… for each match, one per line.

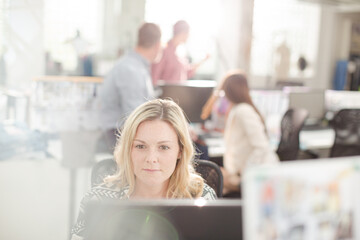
left=71, top=182, right=217, bottom=240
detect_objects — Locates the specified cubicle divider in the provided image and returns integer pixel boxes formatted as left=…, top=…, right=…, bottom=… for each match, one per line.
left=31, top=76, right=103, bottom=132
left=243, top=156, right=360, bottom=240
left=251, top=88, right=360, bottom=149
left=250, top=89, right=288, bottom=146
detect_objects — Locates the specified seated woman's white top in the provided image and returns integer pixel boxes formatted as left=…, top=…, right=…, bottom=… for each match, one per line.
left=224, top=103, right=279, bottom=176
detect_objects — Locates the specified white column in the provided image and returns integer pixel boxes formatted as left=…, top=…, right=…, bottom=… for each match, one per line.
left=101, top=0, right=146, bottom=58
left=216, top=0, right=254, bottom=80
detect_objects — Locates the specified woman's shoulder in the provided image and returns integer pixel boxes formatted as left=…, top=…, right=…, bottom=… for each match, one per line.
left=201, top=183, right=217, bottom=200
left=233, top=103, right=254, bottom=113
left=71, top=183, right=129, bottom=239
left=231, top=103, right=259, bottom=119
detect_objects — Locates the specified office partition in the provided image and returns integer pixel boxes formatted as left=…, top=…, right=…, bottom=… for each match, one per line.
left=243, top=156, right=360, bottom=240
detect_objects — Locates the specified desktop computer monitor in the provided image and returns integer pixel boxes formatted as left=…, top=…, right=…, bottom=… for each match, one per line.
left=158, top=80, right=216, bottom=123
left=84, top=199, right=243, bottom=240
left=288, top=89, right=325, bottom=125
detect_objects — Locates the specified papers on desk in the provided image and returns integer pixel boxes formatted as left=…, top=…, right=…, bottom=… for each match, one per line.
left=204, top=135, right=225, bottom=158
left=300, top=128, right=335, bottom=150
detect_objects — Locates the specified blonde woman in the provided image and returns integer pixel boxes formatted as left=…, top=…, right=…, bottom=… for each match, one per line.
left=71, top=99, right=216, bottom=239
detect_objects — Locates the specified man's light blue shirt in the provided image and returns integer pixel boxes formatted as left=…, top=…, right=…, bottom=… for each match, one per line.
left=98, top=50, right=154, bottom=130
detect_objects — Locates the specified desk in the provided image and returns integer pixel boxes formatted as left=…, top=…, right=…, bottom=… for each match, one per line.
left=299, top=128, right=335, bottom=150
left=204, top=137, right=225, bottom=158
left=203, top=128, right=335, bottom=159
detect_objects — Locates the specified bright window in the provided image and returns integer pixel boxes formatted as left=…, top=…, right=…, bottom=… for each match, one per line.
left=145, top=0, right=221, bottom=79
left=251, top=0, right=320, bottom=79
left=44, top=0, right=101, bottom=72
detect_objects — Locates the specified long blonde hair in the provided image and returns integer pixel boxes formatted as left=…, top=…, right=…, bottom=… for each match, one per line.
left=105, top=99, right=204, bottom=198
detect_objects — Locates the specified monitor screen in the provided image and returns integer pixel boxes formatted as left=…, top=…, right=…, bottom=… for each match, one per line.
left=84, top=199, right=243, bottom=240
left=288, top=89, right=325, bottom=124
left=158, top=80, right=216, bottom=123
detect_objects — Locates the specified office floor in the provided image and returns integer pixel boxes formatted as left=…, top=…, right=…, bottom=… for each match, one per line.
left=0, top=154, right=92, bottom=240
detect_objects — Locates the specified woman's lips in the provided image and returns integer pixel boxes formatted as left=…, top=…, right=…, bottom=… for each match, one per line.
left=143, top=169, right=161, bottom=172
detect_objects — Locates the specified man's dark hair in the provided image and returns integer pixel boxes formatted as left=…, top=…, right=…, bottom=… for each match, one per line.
left=137, top=23, right=161, bottom=48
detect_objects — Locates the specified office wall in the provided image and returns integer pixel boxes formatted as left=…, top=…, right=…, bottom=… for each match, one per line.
left=101, top=0, right=146, bottom=58
left=249, top=2, right=360, bottom=90
left=2, top=0, right=146, bottom=89
left=335, top=11, right=360, bottom=59
left=314, top=6, right=338, bottom=90
left=315, top=5, right=360, bottom=90
left=212, top=0, right=254, bottom=81
left=2, top=1, right=360, bottom=90
left=2, top=0, right=44, bottom=90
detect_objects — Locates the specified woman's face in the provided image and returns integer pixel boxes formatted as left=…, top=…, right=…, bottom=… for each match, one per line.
left=131, top=119, right=181, bottom=190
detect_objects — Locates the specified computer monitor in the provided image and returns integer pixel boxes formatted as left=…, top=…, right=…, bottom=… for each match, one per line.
left=158, top=80, right=216, bottom=123
left=84, top=199, right=243, bottom=240
left=288, top=89, right=325, bottom=125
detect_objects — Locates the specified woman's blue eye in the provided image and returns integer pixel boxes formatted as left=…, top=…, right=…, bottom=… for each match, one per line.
left=160, top=145, right=169, bottom=150
left=135, top=144, right=145, bottom=149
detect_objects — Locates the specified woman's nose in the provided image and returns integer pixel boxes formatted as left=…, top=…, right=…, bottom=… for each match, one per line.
left=146, top=148, right=159, bottom=163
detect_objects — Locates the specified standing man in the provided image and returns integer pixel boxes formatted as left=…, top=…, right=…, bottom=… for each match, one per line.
left=151, top=20, right=210, bottom=85
left=98, top=22, right=162, bottom=151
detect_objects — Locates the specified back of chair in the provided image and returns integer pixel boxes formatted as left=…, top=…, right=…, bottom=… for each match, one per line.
left=91, top=158, right=223, bottom=198
left=276, top=108, right=309, bottom=161
left=194, top=159, right=223, bottom=198
left=330, top=109, right=360, bottom=158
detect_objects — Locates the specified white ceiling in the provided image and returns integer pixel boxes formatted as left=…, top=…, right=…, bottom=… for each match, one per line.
left=299, top=0, right=360, bottom=4
left=298, top=0, right=360, bottom=12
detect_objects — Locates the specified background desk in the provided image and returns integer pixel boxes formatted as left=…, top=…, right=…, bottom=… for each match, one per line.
left=300, top=128, right=335, bottom=150
left=204, top=137, right=225, bottom=158
left=203, top=128, right=336, bottom=162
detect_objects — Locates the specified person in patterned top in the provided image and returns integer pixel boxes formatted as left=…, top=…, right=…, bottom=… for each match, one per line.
left=71, top=99, right=216, bottom=239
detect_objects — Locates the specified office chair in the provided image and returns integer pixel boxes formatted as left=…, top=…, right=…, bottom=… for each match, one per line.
left=91, top=158, right=117, bottom=187
left=194, top=159, right=223, bottom=198
left=276, top=108, right=309, bottom=161
left=91, top=158, right=223, bottom=198
left=330, top=109, right=360, bottom=158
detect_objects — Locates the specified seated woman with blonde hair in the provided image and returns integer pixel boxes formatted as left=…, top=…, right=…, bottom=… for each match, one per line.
left=202, top=70, right=278, bottom=197
left=71, top=99, right=216, bottom=239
